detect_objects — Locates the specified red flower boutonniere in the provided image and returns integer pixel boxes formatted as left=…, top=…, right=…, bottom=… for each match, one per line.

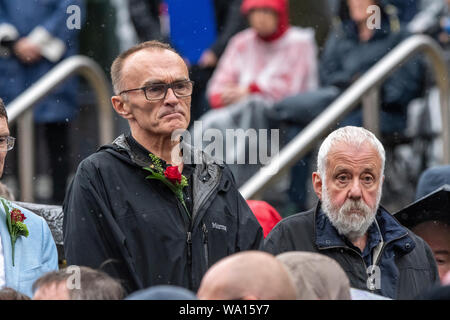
left=1, top=198, right=29, bottom=266
left=164, top=165, right=182, bottom=184
left=143, top=154, right=190, bottom=218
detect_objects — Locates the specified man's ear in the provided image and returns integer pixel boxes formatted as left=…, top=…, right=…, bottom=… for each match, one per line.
left=312, top=172, right=323, bottom=201
left=111, top=95, right=132, bottom=119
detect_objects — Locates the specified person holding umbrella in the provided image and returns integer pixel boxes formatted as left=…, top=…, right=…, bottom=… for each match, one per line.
left=396, top=165, right=450, bottom=283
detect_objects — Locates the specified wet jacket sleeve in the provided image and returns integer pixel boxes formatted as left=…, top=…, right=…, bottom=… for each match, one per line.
left=319, top=30, right=353, bottom=88
left=236, top=191, right=264, bottom=251
left=63, top=160, right=135, bottom=291
left=263, top=221, right=286, bottom=255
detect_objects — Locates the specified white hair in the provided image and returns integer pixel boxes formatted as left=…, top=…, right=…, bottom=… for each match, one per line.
left=316, top=126, right=385, bottom=177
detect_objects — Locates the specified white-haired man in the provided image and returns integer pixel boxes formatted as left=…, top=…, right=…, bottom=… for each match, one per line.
left=265, top=126, right=439, bottom=299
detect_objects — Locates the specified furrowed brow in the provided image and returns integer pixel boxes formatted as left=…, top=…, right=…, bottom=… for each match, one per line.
left=142, top=78, right=189, bottom=86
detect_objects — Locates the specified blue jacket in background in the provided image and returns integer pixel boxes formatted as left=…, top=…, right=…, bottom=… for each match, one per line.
left=0, top=0, right=84, bottom=123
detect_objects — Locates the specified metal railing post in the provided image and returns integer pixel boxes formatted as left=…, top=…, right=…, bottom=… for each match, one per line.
left=17, top=110, right=34, bottom=202
left=6, top=55, right=113, bottom=202
left=362, top=87, right=381, bottom=138
left=240, top=35, right=450, bottom=200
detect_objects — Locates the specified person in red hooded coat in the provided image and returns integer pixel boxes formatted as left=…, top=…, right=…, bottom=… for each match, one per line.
left=193, top=0, right=319, bottom=188
left=206, top=0, right=318, bottom=109
left=247, top=200, right=282, bottom=238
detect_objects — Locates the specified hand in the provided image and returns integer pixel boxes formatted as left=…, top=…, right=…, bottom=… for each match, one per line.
left=220, top=85, right=249, bottom=106
left=13, top=38, right=42, bottom=64
left=198, top=50, right=218, bottom=68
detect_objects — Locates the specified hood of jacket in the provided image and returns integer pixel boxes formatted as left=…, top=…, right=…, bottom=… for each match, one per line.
left=241, top=0, right=289, bottom=42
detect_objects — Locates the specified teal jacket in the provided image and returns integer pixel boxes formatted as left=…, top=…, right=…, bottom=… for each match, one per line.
left=0, top=200, right=58, bottom=297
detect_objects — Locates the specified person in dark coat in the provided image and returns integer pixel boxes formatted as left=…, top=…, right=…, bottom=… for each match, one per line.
left=265, top=126, right=439, bottom=299
left=63, top=40, right=263, bottom=294
left=396, top=167, right=450, bottom=283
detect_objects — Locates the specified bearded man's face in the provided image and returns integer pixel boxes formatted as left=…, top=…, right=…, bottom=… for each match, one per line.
left=313, top=141, right=384, bottom=241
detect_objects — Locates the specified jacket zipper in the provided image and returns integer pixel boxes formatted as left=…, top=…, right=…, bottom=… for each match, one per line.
left=202, top=223, right=209, bottom=268
left=373, top=233, right=408, bottom=267
left=186, top=231, right=193, bottom=288
left=321, top=232, right=409, bottom=292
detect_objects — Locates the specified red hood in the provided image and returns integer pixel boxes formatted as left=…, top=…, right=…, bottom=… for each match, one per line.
left=241, top=0, right=290, bottom=42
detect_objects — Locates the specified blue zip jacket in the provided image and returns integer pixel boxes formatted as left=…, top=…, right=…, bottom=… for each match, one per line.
left=0, top=0, right=83, bottom=123
left=265, top=202, right=439, bottom=299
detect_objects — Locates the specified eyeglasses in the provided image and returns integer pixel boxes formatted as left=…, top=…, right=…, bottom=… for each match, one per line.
left=119, top=80, right=195, bottom=101
left=0, top=136, right=15, bottom=151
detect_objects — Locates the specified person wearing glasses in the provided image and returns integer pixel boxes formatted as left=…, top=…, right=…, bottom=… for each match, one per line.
left=63, top=41, right=263, bottom=295
left=0, top=98, right=58, bottom=298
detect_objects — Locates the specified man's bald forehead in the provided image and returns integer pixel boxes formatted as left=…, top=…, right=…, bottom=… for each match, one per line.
left=122, top=48, right=187, bottom=73
left=110, top=40, right=184, bottom=94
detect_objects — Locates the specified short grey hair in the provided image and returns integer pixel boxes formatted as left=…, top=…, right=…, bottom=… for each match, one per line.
left=317, top=126, right=385, bottom=177
left=32, top=266, right=125, bottom=300
left=110, top=40, right=181, bottom=95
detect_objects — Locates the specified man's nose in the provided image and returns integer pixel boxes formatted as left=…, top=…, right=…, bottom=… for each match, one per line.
left=348, top=178, right=362, bottom=199
left=164, top=87, right=179, bottom=105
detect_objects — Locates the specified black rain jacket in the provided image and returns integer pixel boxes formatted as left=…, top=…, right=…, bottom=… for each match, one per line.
left=264, top=203, right=439, bottom=299
left=63, top=134, right=263, bottom=293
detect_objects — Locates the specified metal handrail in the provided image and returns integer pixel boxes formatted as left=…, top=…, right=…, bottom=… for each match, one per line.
left=240, top=35, right=450, bottom=200
left=6, top=55, right=114, bottom=202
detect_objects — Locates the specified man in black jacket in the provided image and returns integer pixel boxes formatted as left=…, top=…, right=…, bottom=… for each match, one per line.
left=63, top=41, right=263, bottom=294
left=265, top=126, right=439, bottom=299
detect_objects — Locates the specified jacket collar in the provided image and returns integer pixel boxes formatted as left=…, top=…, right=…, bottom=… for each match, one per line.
left=106, top=134, right=227, bottom=225
left=314, top=201, right=415, bottom=254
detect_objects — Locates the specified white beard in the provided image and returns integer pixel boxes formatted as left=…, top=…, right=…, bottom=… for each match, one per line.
left=321, top=184, right=381, bottom=242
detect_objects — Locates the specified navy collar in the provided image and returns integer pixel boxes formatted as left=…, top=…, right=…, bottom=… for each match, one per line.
left=314, top=202, right=415, bottom=254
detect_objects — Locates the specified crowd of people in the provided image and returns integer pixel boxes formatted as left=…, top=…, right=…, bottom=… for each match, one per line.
left=0, top=0, right=449, bottom=301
